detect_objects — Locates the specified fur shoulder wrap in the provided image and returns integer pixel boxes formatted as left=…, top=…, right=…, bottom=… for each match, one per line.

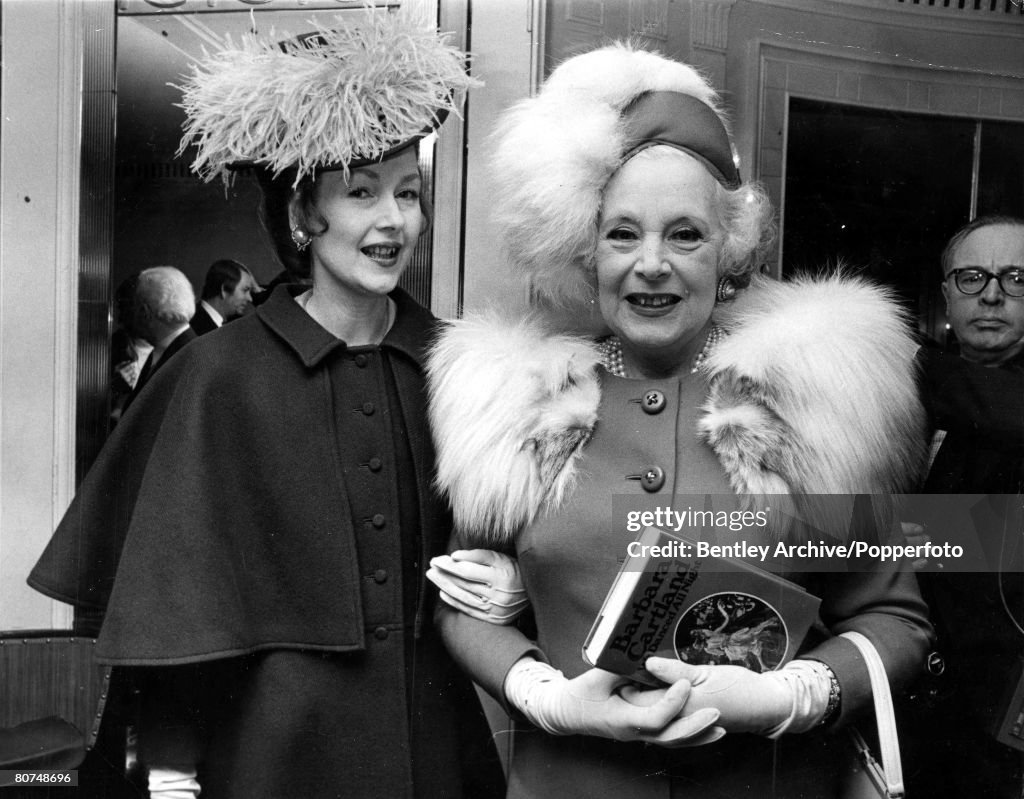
left=427, top=276, right=926, bottom=546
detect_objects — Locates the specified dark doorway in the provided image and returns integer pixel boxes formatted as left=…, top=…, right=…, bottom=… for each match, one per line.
left=783, top=99, right=973, bottom=340
left=783, top=98, right=1024, bottom=344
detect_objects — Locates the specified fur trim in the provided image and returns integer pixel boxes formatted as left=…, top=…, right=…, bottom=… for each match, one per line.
left=700, top=275, right=926, bottom=537
left=491, top=44, right=726, bottom=317
left=427, top=314, right=601, bottom=545
left=177, top=10, right=478, bottom=185
left=430, top=276, right=925, bottom=547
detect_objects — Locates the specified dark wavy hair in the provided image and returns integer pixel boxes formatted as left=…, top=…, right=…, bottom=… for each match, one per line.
left=201, top=258, right=251, bottom=299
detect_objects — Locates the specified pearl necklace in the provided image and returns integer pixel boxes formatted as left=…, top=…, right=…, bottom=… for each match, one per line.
left=598, top=325, right=725, bottom=378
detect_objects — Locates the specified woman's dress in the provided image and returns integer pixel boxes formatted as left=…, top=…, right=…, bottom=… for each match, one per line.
left=30, top=286, right=502, bottom=798
left=429, top=277, right=932, bottom=798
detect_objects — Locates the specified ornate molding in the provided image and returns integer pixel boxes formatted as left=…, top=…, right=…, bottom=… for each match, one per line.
left=630, top=0, right=669, bottom=41
left=565, top=0, right=605, bottom=27
left=117, top=0, right=396, bottom=14
left=690, top=0, right=738, bottom=52
left=746, top=0, right=1024, bottom=37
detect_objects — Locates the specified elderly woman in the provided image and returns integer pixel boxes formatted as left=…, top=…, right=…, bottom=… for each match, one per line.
left=426, top=45, right=931, bottom=798
left=28, top=12, right=501, bottom=799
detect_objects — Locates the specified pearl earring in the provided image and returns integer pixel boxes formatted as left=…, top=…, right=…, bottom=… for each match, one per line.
left=291, top=226, right=311, bottom=252
left=716, top=276, right=737, bottom=303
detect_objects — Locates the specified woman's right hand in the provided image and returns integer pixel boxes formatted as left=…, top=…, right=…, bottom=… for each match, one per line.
left=503, top=658, right=725, bottom=747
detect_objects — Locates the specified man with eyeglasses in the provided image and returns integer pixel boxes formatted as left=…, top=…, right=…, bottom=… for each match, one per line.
left=917, top=215, right=1024, bottom=495
left=903, top=215, right=1024, bottom=799
left=941, top=215, right=1024, bottom=368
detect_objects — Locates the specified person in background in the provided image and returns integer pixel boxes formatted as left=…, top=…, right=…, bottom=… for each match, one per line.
left=926, top=215, right=1024, bottom=490
left=191, top=258, right=259, bottom=335
left=903, top=215, right=1024, bottom=799
left=426, top=43, right=931, bottom=798
left=28, top=12, right=502, bottom=798
left=109, top=273, right=153, bottom=425
left=123, top=265, right=196, bottom=409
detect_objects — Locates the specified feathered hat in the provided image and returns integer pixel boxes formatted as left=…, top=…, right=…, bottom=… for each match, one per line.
left=491, top=44, right=743, bottom=319
left=176, top=9, right=478, bottom=185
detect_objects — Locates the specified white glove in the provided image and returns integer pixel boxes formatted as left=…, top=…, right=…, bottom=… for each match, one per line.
left=645, top=657, right=833, bottom=737
left=148, top=764, right=201, bottom=799
left=503, top=657, right=724, bottom=747
left=427, top=549, right=529, bottom=625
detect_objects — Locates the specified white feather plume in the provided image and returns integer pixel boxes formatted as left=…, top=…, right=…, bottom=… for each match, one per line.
left=176, top=10, right=478, bottom=184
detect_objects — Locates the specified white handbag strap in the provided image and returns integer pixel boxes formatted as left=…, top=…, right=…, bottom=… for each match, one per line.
left=840, top=630, right=904, bottom=798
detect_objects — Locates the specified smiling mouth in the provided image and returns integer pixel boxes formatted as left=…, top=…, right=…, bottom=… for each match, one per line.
left=362, top=244, right=401, bottom=263
left=626, top=293, right=681, bottom=309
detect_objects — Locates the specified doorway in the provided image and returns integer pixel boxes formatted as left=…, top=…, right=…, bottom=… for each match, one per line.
left=783, top=98, right=1024, bottom=343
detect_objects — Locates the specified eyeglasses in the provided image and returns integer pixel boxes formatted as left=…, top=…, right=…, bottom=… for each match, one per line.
left=946, top=268, right=1024, bottom=298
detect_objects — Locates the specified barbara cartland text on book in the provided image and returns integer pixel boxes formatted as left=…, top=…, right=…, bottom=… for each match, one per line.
left=583, top=526, right=821, bottom=680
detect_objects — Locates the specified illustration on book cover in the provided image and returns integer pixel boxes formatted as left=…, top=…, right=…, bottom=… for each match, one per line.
left=674, top=593, right=787, bottom=673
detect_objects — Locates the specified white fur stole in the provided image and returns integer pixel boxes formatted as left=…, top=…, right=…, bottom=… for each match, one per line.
left=428, top=276, right=926, bottom=546
left=427, top=315, right=602, bottom=545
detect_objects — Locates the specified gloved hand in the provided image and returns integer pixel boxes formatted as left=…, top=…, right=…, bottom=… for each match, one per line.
left=645, top=657, right=832, bottom=737
left=148, top=765, right=200, bottom=799
left=427, top=549, right=529, bottom=625
left=504, top=657, right=724, bottom=747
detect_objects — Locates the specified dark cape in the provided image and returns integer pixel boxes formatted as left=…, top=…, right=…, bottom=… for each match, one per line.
left=31, top=288, right=439, bottom=661
left=122, top=326, right=197, bottom=414
left=29, top=286, right=502, bottom=798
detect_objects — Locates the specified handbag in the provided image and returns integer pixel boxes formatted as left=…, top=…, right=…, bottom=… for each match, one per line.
left=838, top=630, right=905, bottom=799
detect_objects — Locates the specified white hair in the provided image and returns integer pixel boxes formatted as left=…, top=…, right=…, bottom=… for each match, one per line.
left=136, top=266, right=195, bottom=325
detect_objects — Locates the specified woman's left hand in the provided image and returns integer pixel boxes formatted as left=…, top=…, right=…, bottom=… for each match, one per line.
left=645, top=657, right=792, bottom=735
left=427, top=549, right=529, bottom=625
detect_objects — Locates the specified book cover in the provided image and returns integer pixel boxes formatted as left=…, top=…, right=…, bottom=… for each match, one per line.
left=583, top=526, right=821, bottom=679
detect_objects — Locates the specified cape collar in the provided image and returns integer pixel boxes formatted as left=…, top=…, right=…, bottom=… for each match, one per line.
left=257, top=283, right=434, bottom=368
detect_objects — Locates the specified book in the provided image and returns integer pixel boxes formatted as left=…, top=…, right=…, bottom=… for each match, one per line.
left=583, top=526, right=821, bottom=679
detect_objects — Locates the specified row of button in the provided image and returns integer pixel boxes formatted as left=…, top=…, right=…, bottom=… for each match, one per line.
left=636, top=388, right=667, bottom=491
left=345, top=351, right=396, bottom=644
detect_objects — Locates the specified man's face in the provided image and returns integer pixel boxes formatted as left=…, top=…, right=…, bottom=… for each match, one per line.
left=942, top=224, right=1024, bottom=366
left=223, top=272, right=256, bottom=319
